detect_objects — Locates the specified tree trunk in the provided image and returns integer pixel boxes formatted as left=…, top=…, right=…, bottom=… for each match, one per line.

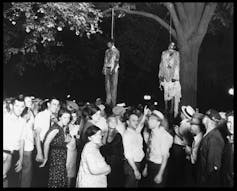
left=178, top=39, right=201, bottom=108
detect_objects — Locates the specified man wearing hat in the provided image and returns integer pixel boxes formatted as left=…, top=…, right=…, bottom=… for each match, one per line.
left=196, top=109, right=225, bottom=186
left=186, top=113, right=205, bottom=165
left=184, top=113, right=205, bottom=186
left=142, top=110, right=173, bottom=187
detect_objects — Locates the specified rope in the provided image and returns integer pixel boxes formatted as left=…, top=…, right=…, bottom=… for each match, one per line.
left=169, top=10, right=172, bottom=43
left=111, top=8, right=114, bottom=40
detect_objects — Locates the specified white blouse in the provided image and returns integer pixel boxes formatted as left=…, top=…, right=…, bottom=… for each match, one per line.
left=76, top=142, right=109, bottom=187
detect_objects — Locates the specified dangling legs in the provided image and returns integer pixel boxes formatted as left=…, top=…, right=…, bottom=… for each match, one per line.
left=111, top=70, right=119, bottom=107
left=105, top=71, right=112, bottom=105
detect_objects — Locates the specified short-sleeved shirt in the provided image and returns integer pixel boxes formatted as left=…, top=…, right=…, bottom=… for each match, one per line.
left=34, top=109, right=51, bottom=142
left=145, top=126, right=173, bottom=164
left=3, top=112, right=26, bottom=151
left=123, top=128, right=145, bottom=162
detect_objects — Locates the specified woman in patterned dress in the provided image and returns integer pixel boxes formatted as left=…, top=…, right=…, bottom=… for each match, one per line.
left=39, top=108, right=71, bottom=187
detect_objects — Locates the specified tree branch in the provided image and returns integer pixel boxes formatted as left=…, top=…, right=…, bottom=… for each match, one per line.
left=175, top=3, right=187, bottom=25
left=164, top=3, right=183, bottom=39
left=194, top=3, right=205, bottom=29
left=197, top=3, right=217, bottom=36
left=102, top=7, right=177, bottom=39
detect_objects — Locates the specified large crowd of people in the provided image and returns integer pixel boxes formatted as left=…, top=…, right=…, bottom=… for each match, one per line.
left=3, top=94, right=234, bottom=187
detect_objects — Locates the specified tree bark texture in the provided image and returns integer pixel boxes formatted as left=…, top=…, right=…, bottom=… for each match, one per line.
left=178, top=39, right=201, bottom=108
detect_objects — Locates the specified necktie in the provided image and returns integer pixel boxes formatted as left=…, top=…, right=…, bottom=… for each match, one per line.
left=146, top=131, right=153, bottom=160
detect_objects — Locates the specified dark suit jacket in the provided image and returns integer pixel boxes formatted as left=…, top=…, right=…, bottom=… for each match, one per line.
left=196, top=128, right=225, bottom=187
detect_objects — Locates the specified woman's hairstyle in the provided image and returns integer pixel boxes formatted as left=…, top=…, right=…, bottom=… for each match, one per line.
left=85, top=125, right=101, bottom=143
left=58, top=108, right=71, bottom=119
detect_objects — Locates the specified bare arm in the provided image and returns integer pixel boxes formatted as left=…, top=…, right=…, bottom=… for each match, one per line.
left=43, top=129, right=59, bottom=161
left=157, top=154, right=169, bottom=178
left=39, top=129, right=59, bottom=167
left=136, top=106, right=149, bottom=133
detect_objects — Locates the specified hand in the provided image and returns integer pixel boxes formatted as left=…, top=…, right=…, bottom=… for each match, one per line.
left=35, top=152, right=44, bottom=163
left=65, top=135, right=72, bottom=143
left=39, top=158, right=48, bottom=168
left=134, top=170, right=141, bottom=180
left=15, top=159, right=23, bottom=173
left=143, top=105, right=150, bottom=116
left=142, top=165, right=148, bottom=177
left=154, top=174, right=162, bottom=184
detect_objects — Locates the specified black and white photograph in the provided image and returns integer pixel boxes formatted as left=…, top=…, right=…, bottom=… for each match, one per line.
left=3, top=2, right=234, bottom=188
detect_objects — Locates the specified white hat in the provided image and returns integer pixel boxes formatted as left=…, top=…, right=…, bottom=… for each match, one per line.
left=150, top=110, right=164, bottom=121
left=181, top=105, right=195, bottom=119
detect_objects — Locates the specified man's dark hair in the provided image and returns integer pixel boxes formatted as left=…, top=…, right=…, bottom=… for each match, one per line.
left=13, top=94, right=25, bottom=104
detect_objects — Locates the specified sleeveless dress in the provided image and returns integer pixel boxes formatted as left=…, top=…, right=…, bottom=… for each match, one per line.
left=44, top=123, right=67, bottom=187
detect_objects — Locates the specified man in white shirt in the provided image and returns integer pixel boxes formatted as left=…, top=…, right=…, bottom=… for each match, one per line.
left=3, top=95, right=26, bottom=187
left=32, top=97, right=60, bottom=187
left=20, top=96, right=35, bottom=187
left=143, top=110, right=173, bottom=187
left=123, top=106, right=149, bottom=187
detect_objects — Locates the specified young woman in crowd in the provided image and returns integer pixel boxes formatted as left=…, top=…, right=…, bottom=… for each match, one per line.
left=39, top=108, right=71, bottom=188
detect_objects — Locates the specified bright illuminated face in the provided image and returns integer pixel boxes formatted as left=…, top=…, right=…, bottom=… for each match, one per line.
left=48, top=99, right=60, bottom=114
left=127, top=114, right=138, bottom=130
left=24, top=97, right=32, bottom=108
left=227, top=116, right=234, bottom=135
left=148, top=115, right=160, bottom=129
left=60, top=113, right=71, bottom=126
left=13, top=100, right=25, bottom=117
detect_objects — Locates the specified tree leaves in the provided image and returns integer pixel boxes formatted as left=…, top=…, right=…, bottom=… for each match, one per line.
left=4, top=2, right=103, bottom=65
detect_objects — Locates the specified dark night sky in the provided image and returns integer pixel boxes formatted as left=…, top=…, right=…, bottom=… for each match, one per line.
left=3, top=16, right=233, bottom=112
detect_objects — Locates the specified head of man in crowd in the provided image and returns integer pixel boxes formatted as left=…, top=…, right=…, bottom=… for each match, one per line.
left=13, top=95, right=26, bottom=117
left=202, top=109, right=221, bottom=131
left=148, top=110, right=164, bottom=130
left=24, top=96, right=33, bottom=109
left=47, top=98, right=60, bottom=115
left=126, top=112, right=139, bottom=130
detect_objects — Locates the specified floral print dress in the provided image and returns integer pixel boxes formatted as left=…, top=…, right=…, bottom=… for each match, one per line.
left=44, top=123, right=67, bottom=187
